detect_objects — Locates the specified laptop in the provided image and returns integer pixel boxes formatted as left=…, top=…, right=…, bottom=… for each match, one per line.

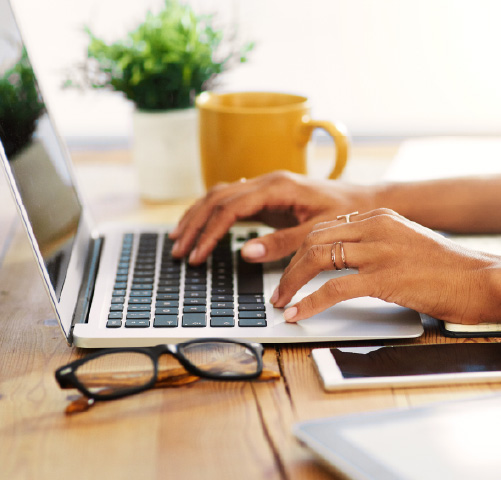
left=0, top=0, right=423, bottom=347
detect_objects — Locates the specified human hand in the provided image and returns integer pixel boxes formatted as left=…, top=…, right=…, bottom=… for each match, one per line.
left=271, top=209, right=501, bottom=325
left=170, top=171, right=376, bottom=265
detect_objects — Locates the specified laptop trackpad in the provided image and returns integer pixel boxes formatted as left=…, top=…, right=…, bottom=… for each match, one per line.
left=263, top=267, right=424, bottom=340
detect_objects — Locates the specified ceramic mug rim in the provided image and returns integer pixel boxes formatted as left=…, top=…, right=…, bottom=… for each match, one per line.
left=196, top=91, right=309, bottom=115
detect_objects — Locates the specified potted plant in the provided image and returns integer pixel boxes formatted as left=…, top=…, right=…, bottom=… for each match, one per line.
left=68, top=0, right=253, bottom=201
left=0, top=49, right=45, bottom=158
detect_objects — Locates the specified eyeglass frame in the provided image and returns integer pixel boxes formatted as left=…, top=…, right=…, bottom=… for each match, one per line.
left=55, top=338, right=264, bottom=401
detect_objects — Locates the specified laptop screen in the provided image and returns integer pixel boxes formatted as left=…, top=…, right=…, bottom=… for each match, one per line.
left=0, top=0, right=82, bottom=299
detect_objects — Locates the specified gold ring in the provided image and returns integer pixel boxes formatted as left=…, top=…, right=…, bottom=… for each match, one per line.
left=331, top=241, right=347, bottom=270
left=337, top=211, right=359, bottom=223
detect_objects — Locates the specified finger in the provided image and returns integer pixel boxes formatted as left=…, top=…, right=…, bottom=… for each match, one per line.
left=284, top=221, right=365, bottom=274
left=188, top=184, right=289, bottom=264
left=169, top=197, right=204, bottom=239
left=310, top=208, right=401, bottom=231
left=274, top=242, right=367, bottom=308
left=283, top=273, right=373, bottom=323
left=241, top=222, right=316, bottom=263
left=172, top=181, right=254, bottom=258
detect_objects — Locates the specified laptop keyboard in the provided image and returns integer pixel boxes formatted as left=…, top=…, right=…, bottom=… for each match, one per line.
left=106, top=232, right=266, bottom=329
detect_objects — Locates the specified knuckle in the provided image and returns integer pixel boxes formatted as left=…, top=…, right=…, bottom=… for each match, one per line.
left=306, top=244, right=324, bottom=263
left=373, top=207, right=398, bottom=217
left=325, top=278, right=346, bottom=298
left=304, top=231, right=318, bottom=248
left=267, top=170, right=296, bottom=186
left=207, top=183, right=227, bottom=198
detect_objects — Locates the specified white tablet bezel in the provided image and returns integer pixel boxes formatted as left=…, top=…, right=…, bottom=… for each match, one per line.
left=312, top=346, right=501, bottom=392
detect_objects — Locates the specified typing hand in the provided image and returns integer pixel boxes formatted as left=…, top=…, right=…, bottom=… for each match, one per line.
left=271, top=208, right=501, bottom=325
left=170, top=171, right=376, bottom=265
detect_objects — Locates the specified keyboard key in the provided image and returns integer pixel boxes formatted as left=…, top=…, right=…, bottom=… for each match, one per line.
left=129, top=297, right=152, bottom=304
left=114, top=282, right=127, bottom=289
left=159, top=272, right=181, bottom=280
left=211, top=302, right=234, bottom=309
left=183, top=306, right=206, bottom=313
left=212, top=279, right=233, bottom=288
left=158, top=279, right=180, bottom=286
left=182, top=313, right=206, bottom=327
left=185, top=277, right=207, bottom=285
left=238, top=318, right=267, bottom=327
left=184, top=298, right=206, bottom=306
left=211, top=309, right=234, bottom=317
left=131, top=283, right=153, bottom=290
left=185, top=284, right=206, bottom=292
left=162, top=266, right=181, bottom=273
left=126, top=312, right=151, bottom=319
left=106, top=319, right=122, bottom=328
left=113, top=289, right=126, bottom=297
left=211, top=287, right=233, bottom=295
left=239, top=311, right=266, bottom=319
left=156, top=301, right=179, bottom=308
left=128, top=304, right=151, bottom=311
left=155, top=308, right=179, bottom=315
left=157, top=293, right=179, bottom=301
left=133, top=271, right=155, bottom=278
left=110, top=304, right=124, bottom=311
left=129, top=290, right=153, bottom=297
left=238, top=295, right=264, bottom=304
left=211, top=295, right=233, bottom=302
left=237, top=264, right=263, bottom=295
left=157, top=286, right=180, bottom=293
left=210, top=317, right=235, bottom=327
left=154, top=315, right=178, bottom=327
left=184, top=291, right=206, bottom=298
left=108, top=312, right=123, bottom=319
left=238, top=304, right=265, bottom=311
left=125, top=319, right=150, bottom=328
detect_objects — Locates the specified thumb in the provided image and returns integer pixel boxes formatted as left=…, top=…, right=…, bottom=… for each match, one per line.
left=241, top=223, right=313, bottom=262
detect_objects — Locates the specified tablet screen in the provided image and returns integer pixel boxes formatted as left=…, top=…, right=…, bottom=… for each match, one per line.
left=331, top=343, right=501, bottom=378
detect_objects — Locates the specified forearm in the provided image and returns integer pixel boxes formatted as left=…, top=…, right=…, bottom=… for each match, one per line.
left=372, top=175, right=501, bottom=233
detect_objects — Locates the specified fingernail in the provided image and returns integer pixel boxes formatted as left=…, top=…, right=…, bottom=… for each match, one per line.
left=188, top=248, right=198, bottom=264
left=270, top=286, right=279, bottom=305
left=242, top=242, right=266, bottom=259
left=169, top=226, right=180, bottom=238
left=284, top=306, right=298, bottom=322
left=171, top=241, right=181, bottom=255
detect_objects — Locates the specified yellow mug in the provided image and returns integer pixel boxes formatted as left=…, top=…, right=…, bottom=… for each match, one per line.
left=196, top=91, right=349, bottom=189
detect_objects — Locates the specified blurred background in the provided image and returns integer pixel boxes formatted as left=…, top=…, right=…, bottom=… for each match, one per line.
left=10, top=0, right=501, bottom=148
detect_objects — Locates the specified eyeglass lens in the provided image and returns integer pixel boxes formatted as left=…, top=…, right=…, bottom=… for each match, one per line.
left=74, top=351, right=155, bottom=396
left=178, top=341, right=259, bottom=376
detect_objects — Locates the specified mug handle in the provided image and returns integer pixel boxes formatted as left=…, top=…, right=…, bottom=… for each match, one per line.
left=299, top=117, right=349, bottom=179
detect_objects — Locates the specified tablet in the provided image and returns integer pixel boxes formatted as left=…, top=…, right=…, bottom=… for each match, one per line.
left=293, top=394, right=501, bottom=480
left=312, top=343, right=501, bottom=391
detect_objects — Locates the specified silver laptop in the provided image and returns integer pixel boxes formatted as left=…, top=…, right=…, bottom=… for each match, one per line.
left=0, top=0, right=423, bottom=347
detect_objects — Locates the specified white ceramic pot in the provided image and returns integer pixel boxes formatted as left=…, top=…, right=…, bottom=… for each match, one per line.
left=132, top=108, right=203, bottom=202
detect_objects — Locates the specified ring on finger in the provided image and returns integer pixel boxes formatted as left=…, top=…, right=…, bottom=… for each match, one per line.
left=337, top=211, right=359, bottom=223
left=331, top=241, right=348, bottom=270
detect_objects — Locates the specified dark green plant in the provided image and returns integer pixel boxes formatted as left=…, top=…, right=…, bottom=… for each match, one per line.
left=0, top=49, right=45, bottom=158
left=68, top=0, right=253, bottom=111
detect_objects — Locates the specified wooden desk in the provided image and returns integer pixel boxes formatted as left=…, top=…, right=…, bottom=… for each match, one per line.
left=1, top=144, right=500, bottom=480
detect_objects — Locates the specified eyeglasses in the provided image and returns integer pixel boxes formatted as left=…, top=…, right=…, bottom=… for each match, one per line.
left=55, top=338, right=266, bottom=403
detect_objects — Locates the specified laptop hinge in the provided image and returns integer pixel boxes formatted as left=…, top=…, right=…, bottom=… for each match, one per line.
left=70, top=237, right=104, bottom=335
